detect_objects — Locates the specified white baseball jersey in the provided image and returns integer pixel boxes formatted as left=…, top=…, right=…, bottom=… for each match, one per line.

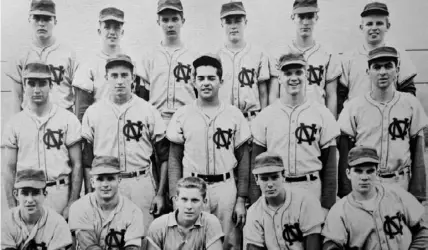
left=81, top=94, right=166, bottom=172
left=1, top=206, right=72, bottom=250
left=1, top=105, right=82, bottom=181
left=166, top=101, right=251, bottom=176
left=322, top=184, right=425, bottom=249
left=251, top=99, right=340, bottom=176
left=340, top=44, right=417, bottom=101
left=216, top=43, right=270, bottom=113
left=244, top=187, right=324, bottom=249
left=270, top=41, right=341, bottom=104
left=338, top=91, right=428, bottom=173
left=147, top=211, right=224, bottom=250
left=69, top=193, right=145, bottom=249
left=137, top=44, right=198, bottom=122
left=6, top=41, right=78, bottom=110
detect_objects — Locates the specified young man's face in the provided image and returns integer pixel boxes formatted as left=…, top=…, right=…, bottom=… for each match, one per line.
left=256, top=171, right=285, bottom=199
left=99, top=20, right=124, bottom=47
left=221, top=15, right=247, bottom=43
left=195, top=65, right=222, bottom=101
left=360, top=15, right=389, bottom=46
left=105, top=64, right=134, bottom=98
left=368, top=59, right=398, bottom=90
left=347, top=165, right=377, bottom=195
left=279, top=65, right=306, bottom=97
left=293, top=12, right=318, bottom=38
left=157, top=10, right=184, bottom=40
left=24, top=78, right=51, bottom=105
left=30, top=14, right=56, bottom=41
left=14, top=187, right=46, bottom=215
left=91, top=174, right=121, bottom=201
left=176, top=187, right=206, bottom=223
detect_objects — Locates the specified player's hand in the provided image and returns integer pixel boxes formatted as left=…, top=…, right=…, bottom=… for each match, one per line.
left=150, top=195, right=165, bottom=216
left=62, top=204, right=71, bottom=220
left=233, top=197, right=246, bottom=229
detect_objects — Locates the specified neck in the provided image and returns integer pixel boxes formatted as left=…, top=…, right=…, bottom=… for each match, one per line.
left=96, top=194, right=120, bottom=211
left=177, top=211, right=199, bottom=229
left=371, top=86, right=394, bottom=103
left=226, top=40, right=246, bottom=51
left=197, top=97, right=220, bottom=108
left=281, top=94, right=305, bottom=107
left=29, top=101, right=52, bottom=116
left=163, top=38, right=182, bottom=48
left=266, top=189, right=286, bottom=207
left=111, top=93, right=132, bottom=105
left=365, top=41, right=385, bottom=51
left=352, top=187, right=377, bottom=202
left=21, top=207, right=43, bottom=225
left=295, top=36, right=314, bottom=50
left=33, top=36, right=55, bottom=48
left=102, top=44, right=121, bottom=56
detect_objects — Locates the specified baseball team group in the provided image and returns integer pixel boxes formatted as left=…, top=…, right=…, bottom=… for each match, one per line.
left=2, top=0, right=428, bottom=249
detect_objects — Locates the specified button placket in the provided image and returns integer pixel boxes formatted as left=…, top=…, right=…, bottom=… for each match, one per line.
left=119, top=116, right=126, bottom=170
left=290, top=114, right=297, bottom=174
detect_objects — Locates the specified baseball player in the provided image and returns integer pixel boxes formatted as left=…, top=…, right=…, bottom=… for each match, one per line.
left=337, top=46, right=428, bottom=201
left=338, top=1, right=417, bottom=113
left=137, top=0, right=198, bottom=127
left=69, top=156, right=145, bottom=250
left=6, top=0, right=78, bottom=114
left=244, top=152, right=324, bottom=250
left=146, top=176, right=224, bottom=250
left=250, top=52, right=340, bottom=211
left=167, top=54, right=251, bottom=250
left=1, top=169, right=72, bottom=250
left=268, top=0, right=341, bottom=118
left=322, top=146, right=428, bottom=249
left=216, top=1, right=270, bottom=121
left=2, top=62, right=83, bottom=219
left=81, top=54, right=169, bottom=234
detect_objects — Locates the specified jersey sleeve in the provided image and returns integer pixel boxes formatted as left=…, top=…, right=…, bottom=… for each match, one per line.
left=1, top=213, right=19, bottom=249
left=299, top=192, right=324, bottom=236
left=337, top=101, right=357, bottom=137
left=72, top=61, right=95, bottom=93
left=124, top=208, right=145, bottom=247
left=392, top=186, right=425, bottom=228
left=319, top=108, right=340, bottom=148
left=243, top=206, right=265, bottom=248
left=5, top=55, right=24, bottom=85
left=321, top=202, right=348, bottom=247
left=135, top=51, right=151, bottom=85
left=204, top=213, right=224, bottom=248
left=257, top=51, right=270, bottom=82
left=166, top=108, right=185, bottom=144
left=409, top=96, right=428, bottom=137
left=1, top=119, right=18, bottom=148
left=65, top=113, right=82, bottom=147
left=49, top=216, right=73, bottom=250
left=146, top=216, right=167, bottom=250
left=326, top=53, right=342, bottom=84
left=68, top=201, right=94, bottom=232
left=339, top=53, right=350, bottom=88
left=251, top=111, right=268, bottom=147
left=81, top=108, right=94, bottom=143
left=149, top=106, right=166, bottom=143
left=397, top=49, right=417, bottom=84
left=234, top=111, right=252, bottom=149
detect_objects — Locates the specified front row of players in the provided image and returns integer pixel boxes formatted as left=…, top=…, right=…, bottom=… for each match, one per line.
left=3, top=148, right=427, bottom=250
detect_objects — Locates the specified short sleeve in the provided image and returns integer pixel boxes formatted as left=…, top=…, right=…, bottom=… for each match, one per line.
left=319, top=108, right=340, bottom=148
left=339, top=53, right=351, bottom=88
left=146, top=216, right=167, bottom=250
left=124, top=208, right=145, bottom=247
left=243, top=207, right=265, bottom=248
left=204, top=213, right=224, bottom=248
left=409, top=96, right=428, bottom=137
left=257, top=51, right=270, bottom=82
left=166, top=109, right=185, bottom=144
left=326, top=53, right=342, bottom=84
left=1, top=214, right=19, bottom=249
left=149, top=106, right=166, bottom=143
left=49, top=216, right=73, bottom=250
left=268, top=53, right=280, bottom=78
left=234, top=112, right=252, bottom=149
left=81, top=109, right=94, bottom=143
left=321, top=203, right=348, bottom=247
left=251, top=111, right=267, bottom=147
left=68, top=201, right=94, bottom=232
left=338, top=101, right=357, bottom=137
left=1, top=119, right=18, bottom=148
left=136, top=52, right=151, bottom=84
left=299, top=192, right=324, bottom=236
left=72, top=61, right=95, bottom=93
left=397, top=49, right=417, bottom=84
left=65, top=113, right=82, bottom=146
left=5, top=56, right=24, bottom=85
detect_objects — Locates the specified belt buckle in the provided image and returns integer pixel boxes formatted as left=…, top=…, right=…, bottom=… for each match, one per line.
left=305, top=174, right=311, bottom=181
left=223, top=173, right=228, bottom=181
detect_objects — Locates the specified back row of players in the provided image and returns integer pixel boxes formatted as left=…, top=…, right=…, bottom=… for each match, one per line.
left=2, top=0, right=428, bottom=249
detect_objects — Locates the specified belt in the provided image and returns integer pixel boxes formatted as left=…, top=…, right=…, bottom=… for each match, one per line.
left=378, top=167, right=410, bottom=178
left=285, top=173, right=318, bottom=183
left=243, top=110, right=260, bottom=118
left=191, top=172, right=232, bottom=183
left=46, top=177, right=69, bottom=187
left=120, top=169, right=147, bottom=179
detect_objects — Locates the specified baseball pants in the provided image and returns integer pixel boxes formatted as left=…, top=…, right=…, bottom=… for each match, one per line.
left=378, top=171, right=410, bottom=191
left=45, top=180, right=70, bottom=215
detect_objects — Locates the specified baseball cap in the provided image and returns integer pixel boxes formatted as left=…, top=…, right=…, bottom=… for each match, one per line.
left=367, top=46, right=398, bottom=63
left=361, top=1, right=389, bottom=17
left=99, top=7, right=125, bottom=23
left=193, top=53, right=223, bottom=71
left=91, top=156, right=122, bottom=175
left=105, top=54, right=134, bottom=70
left=278, top=52, right=307, bottom=71
left=157, top=0, right=183, bottom=14
left=220, top=2, right=246, bottom=19
left=293, top=0, right=319, bottom=14
left=29, top=0, right=56, bottom=16
left=252, top=152, right=284, bottom=175
left=348, top=146, right=380, bottom=167
left=14, top=169, right=47, bottom=189
left=23, top=62, right=52, bottom=79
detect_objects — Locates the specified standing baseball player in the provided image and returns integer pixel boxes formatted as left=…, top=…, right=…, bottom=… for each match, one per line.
left=338, top=1, right=417, bottom=113
left=137, top=0, right=198, bottom=126
left=7, top=0, right=78, bottom=114
left=2, top=62, right=83, bottom=219
left=81, top=54, right=169, bottom=234
left=322, top=146, right=428, bottom=249
left=69, top=156, right=145, bottom=250
left=268, top=0, right=341, bottom=118
left=216, top=1, right=270, bottom=121
left=146, top=176, right=224, bottom=250
left=167, top=54, right=251, bottom=250
left=250, top=52, right=339, bottom=211
left=244, top=152, right=324, bottom=250
left=1, top=169, right=72, bottom=250
left=337, top=46, right=428, bottom=201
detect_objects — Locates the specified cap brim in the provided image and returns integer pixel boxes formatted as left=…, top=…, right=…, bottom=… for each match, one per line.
left=23, top=73, right=51, bottom=79
left=220, top=11, right=246, bottom=19
left=157, top=6, right=183, bottom=14
left=279, top=60, right=306, bottom=70
left=29, top=10, right=56, bottom=16
left=14, top=181, right=46, bottom=189
left=252, top=166, right=284, bottom=175
left=349, top=157, right=379, bottom=167
left=99, top=16, right=124, bottom=23
left=90, top=167, right=122, bottom=175
left=361, top=9, right=389, bottom=17
left=368, top=54, right=398, bottom=62
left=293, top=7, right=319, bottom=14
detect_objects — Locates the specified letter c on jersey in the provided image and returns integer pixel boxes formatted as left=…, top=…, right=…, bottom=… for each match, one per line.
left=26, top=240, right=47, bottom=250
left=238, top=67, right=256, bottom=88
left=43, top=129, right=64, bottom=150
left=105, top=229, right=126, bottom=250
left=307, top=65, right=324, bottom=86
left=123, top=120, right=143, bottom=142
left=282, top=223, right=303, bottom=246
left=49, top=65, right=65, bottom=86
left=383, top=212, right=404, bottom=239
left=388, top=118, right=410, bottom=140
left=213, top=128, right=233, bottom=149
left=295, top=123, right=317, bottom=145
left=173, top=62, right=191, bottom=84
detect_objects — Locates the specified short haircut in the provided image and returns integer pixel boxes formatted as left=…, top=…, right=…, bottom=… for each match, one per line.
left=193, top=57, right=223, bottom=80
left=105, top=61, right=134, bottom=75
left=176, top=176, right=207, bottom=199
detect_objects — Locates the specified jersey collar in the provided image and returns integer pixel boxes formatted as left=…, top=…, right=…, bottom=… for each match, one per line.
left=364, top=90, right=400, bottom=108
left=261, top=188, right=292, bottom=216
left=90, top=192, right=125, bottom=227
left=193, top=100, right=226, bottom=121
left=290, top=40, right=320, bottom=56
left=276, top=98, right=311, bottom=114
left=221, top=42, right=250, bottom=57
left=31, top=38, right=61, bottom=56
left=13, top=206, right=49, bottom=245
left=347, top=184, right=384, bottom=211
left=167, top=210, right=203, bottom=228
left=24, top=103, right=58, bottom=128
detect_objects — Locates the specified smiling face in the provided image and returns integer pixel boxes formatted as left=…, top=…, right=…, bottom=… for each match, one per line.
left=278, top=64, right=306, bottom=97
left=360, top=15, right=390, bottom=46
left=91, top=174, right=121, bottom=201
left=176, top=187, right=206, bottom=223
left=368, top=58, right=398, bottom=90
left=157, top=10, right=184, bottom=41
left=194, top=65, right=222, bottom=102
left=14, top=187, right=46, bottom=216
left=99, top=20, right=124, bottom=47
left=293, top=12, right=318, bottom=38
left=347, top=165, right=377, bottom=195
left=30, top=14, right=56, bottom=41
left=256, top=171, right=285, bottom=199
left=221, top=15, right=247, bottom=43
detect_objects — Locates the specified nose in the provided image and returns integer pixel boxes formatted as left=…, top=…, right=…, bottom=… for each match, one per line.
left=184, top=200, right=192, bottom=210
left=379, top=67, right=387, bottom=74
left=26, top=193, right=35, bottom=203
left=360, top=173, right=369, bottom=180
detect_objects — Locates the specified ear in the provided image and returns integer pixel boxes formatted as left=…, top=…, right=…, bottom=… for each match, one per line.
left=182, top=18, right=186, bottom=25
left=13, top=189, right=19, bottom=201
left=359, top=24, right=363, bottom=31
left=290, top=14, right=295, bottom=21
left=120, top=29, right=124, bottom=36
left=254, top=174, right=260, bottom=186
left=386, top=22, right=391, bottom=29
left=97, top=28, right=101, bottom=36
left=346, top=168, right=351, bottom=180
left=105, top=74, right=108, bottom=81
left=54, top=17, right=58, bottom=25
left=156, top=19, right=160, bottom=26
left=366, top=68, right=369, bottom=75
left=203, top=197, right=208, bottom=204
left=90, top=177, right=95, bottom=189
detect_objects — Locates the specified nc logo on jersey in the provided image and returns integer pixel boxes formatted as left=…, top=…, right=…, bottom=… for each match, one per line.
left=173, top=62, right=191, bottom=84
left=238, top=67, right=256, bottom=88
left=383, top=212, right=404, bottom=239
left=105, top=228, right=126, bottom=250
left=295, top=123, right=317, bottom=145
left=26, top=239, right=47, bottom=250
left=123, top=120, right=143, bottom=142
left=213, top=128, right=233, bottom=149
left=43, top=129, right=64, bottom=150
left=388, top=118, right=410, bottom=140
left=282, top=222, right=303, bottom=245
left=307, top=65, right=324, bottom=86
left=48, top=65, right=65, bottom=85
